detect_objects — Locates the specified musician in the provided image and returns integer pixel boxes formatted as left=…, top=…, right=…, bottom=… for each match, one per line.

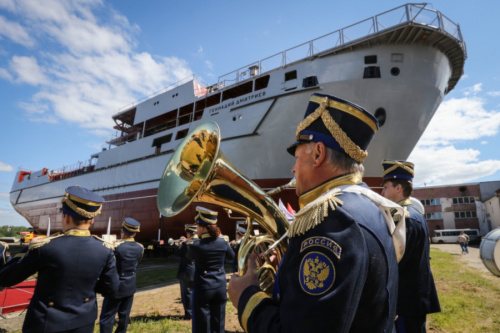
left=228, top=93, right=401, bottom=332
left=100, top=217, right=144, bottom=333
left=187, top=206, right=234, bottom=333
left=174, top=224, right=198, bottom=320
left=381, top=160, right=441, bottom=333
left=0, top=186, right=119, bottom=333
left=230, top=226, right=246, bottom=272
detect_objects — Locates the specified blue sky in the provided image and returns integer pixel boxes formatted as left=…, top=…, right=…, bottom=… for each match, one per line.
left=1, top=0, right=500, bottom=227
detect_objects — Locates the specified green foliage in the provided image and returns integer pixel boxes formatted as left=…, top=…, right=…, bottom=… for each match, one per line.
left=0, top=225, right=30, bottom=238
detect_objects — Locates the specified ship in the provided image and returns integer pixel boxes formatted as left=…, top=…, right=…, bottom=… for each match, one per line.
left=10, top=3, right=466, bottom=243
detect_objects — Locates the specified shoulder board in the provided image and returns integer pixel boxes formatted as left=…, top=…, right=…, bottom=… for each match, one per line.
left=289, top=188, right=343, bottom=238
left=91, top=235, right=115, bottom=250
left=29, top=234, right=63, bottom=250
left=136, top=242, right=144, bottom=249
left=393, top=210, right=410, bottom=222
left=0, top=241, right=8, bottom=248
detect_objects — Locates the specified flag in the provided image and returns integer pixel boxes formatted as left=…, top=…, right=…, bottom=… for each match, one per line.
left=279, top=199, right=295, bottom=223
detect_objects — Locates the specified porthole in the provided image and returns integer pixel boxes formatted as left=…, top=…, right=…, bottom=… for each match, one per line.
left=374, top=108, right=386, bottom=127
left=390, top=67, right=400, bottom=76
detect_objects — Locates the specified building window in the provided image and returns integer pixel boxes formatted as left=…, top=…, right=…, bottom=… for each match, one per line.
left=452, top=196, right=475, bottom=205
left=425, top=212, right=442, bottom=220
left=421, top=198, right=441, bottom=206
left=454, top=211, right=477, bottom=219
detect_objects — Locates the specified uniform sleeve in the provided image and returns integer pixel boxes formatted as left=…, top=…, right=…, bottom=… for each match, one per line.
left=0, top=248, right=40, bottom=287
left=238, top=215, right=370, bottom=333
left=95, top=250, right=119, bottom=297
left=225, top=242, right=235, bottom=260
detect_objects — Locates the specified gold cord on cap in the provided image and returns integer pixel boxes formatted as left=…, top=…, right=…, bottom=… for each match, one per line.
left=382, top=161, right=415, bottom=178
left=61, top=196, right=102, bottom=219
left=295, top=97, right=369, bottom=163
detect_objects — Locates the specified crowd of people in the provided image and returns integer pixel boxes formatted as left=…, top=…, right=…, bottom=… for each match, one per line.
left=0, top=92, right=442, bottom=333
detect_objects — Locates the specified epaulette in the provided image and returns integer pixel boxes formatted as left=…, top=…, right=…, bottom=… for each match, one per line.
left=29, top=234, right=63, bottom=250
left=0, top=241, right=8, bottom=248
left=91, top=235, right=115, bottom=250
left=136, top=242, right=144, bottom=249
left=393, top=210, right=410, bottom=222
left=289, top=188, right=343, bottom=238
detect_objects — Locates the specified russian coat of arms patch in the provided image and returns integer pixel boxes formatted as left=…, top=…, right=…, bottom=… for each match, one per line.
left=299, top=251, right=335, bottom=295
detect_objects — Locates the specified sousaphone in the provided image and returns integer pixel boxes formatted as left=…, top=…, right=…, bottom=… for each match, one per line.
left=157, top=121, right=290, bottom=294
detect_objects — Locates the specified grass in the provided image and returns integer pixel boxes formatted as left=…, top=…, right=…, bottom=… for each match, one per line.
left=426, top=248, right=500, bottom=332
left=7, top=250, right=500, bottom=332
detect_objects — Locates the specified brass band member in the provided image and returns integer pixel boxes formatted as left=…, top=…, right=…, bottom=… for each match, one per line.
left=381, top=160, right=441, bottom=333
left=100, top=217, right=144, bottom=333
left=230, top=226, right=246, bottom=273
left=0, top=186, right=119, bottom=333
left=187, top=207, right=234, bottom=333
left=175, top=224, right=198, bottom=320
left=228, top=93, right=400, bottom=332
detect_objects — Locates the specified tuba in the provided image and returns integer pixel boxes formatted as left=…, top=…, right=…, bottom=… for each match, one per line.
left=157, top=121, right=290, bottom=294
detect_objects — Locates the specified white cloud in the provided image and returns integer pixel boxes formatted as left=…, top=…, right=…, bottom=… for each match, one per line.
left=0, top=0, right=194, bottom=132
left=411, top=146, right=500, bottom=186
left=417, top=96, right=500, bottom=146
left=10, top=56, right=47, bottom=85
left=487, top=91, right=500, bottom=97
left=0, top=14, right=34, bottom=47
left=0, top=162, right=14, bottom=172
left=462, top=83, right=482, bottom=96
left=410, top=89, right=500, bottom=186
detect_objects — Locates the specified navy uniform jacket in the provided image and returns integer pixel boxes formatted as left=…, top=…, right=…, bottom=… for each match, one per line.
left=114, top=238, right=144, bottom=298
left=397, top=201, right=441, bottom=316
left=187, top=234, right=234, bottom=290
left=238, top=181, right=398, bottom=333
left=176, top=239, right=195, bottom=281
left=0, top=229, right=119, bottom=333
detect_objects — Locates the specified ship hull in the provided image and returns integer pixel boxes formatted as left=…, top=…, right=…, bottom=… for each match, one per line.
left=10, top=4, right=466, bottom=242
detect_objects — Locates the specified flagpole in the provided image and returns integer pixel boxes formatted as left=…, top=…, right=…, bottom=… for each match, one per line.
left=47, top=217, right=51, bottom=237
left=107, top=217, right=111, bottom=235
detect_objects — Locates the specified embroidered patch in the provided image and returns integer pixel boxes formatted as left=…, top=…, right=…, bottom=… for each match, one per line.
left=299, top=251, right=335, bottom=295
left=300, top=236, right=341, bottom=259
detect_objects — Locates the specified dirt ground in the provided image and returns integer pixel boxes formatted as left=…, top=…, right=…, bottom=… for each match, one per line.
left=1, top=244, right=497, bottom=332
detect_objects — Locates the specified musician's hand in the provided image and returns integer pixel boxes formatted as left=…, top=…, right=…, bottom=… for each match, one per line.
left=228, top=253, right=259, bottom=308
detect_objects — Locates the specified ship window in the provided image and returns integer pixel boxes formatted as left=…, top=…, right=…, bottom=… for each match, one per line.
left=222, top=81, right=253, bottom=102
left=206, top=93, right=221, bottom=107
left=176, top=129, right=189, bottom=140
left=255, top=75, right=270, bottom=91
left=390, top=67, right=400, bottom=76
left=152, top=134, right=172, bottom=147
left=391, top=53, right=404, bottom=63
left=179, top=103, right=194, bottom=125
left=364, top=55, right=377, bottom=64
left=302, top=76, right=318, bottom=88
left=144, top=109, right=177, bottom=137
left=285, top=70, right=297, bottom=81
left=363, top=66, right=381, bottom=79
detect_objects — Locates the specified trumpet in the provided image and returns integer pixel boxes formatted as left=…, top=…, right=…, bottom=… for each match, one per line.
left=167, top=238, right=183, bottom=246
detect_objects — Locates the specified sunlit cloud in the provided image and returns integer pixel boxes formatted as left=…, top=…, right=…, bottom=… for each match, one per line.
left=0, top=0, right=193, bottom=132
left=0, top=162, right=14, bottom=172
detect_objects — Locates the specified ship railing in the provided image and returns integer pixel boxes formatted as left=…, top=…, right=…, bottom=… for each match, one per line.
left=46, top=160, right=97, bottom=182
left=217, top=3, right=466, bottom=87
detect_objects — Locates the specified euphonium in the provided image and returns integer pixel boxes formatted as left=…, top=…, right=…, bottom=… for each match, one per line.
left=157, top=121, right=290, bottom=294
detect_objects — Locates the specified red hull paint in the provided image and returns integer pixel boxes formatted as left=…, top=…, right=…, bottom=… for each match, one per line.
left=23, top=177, right=383, bottom=243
